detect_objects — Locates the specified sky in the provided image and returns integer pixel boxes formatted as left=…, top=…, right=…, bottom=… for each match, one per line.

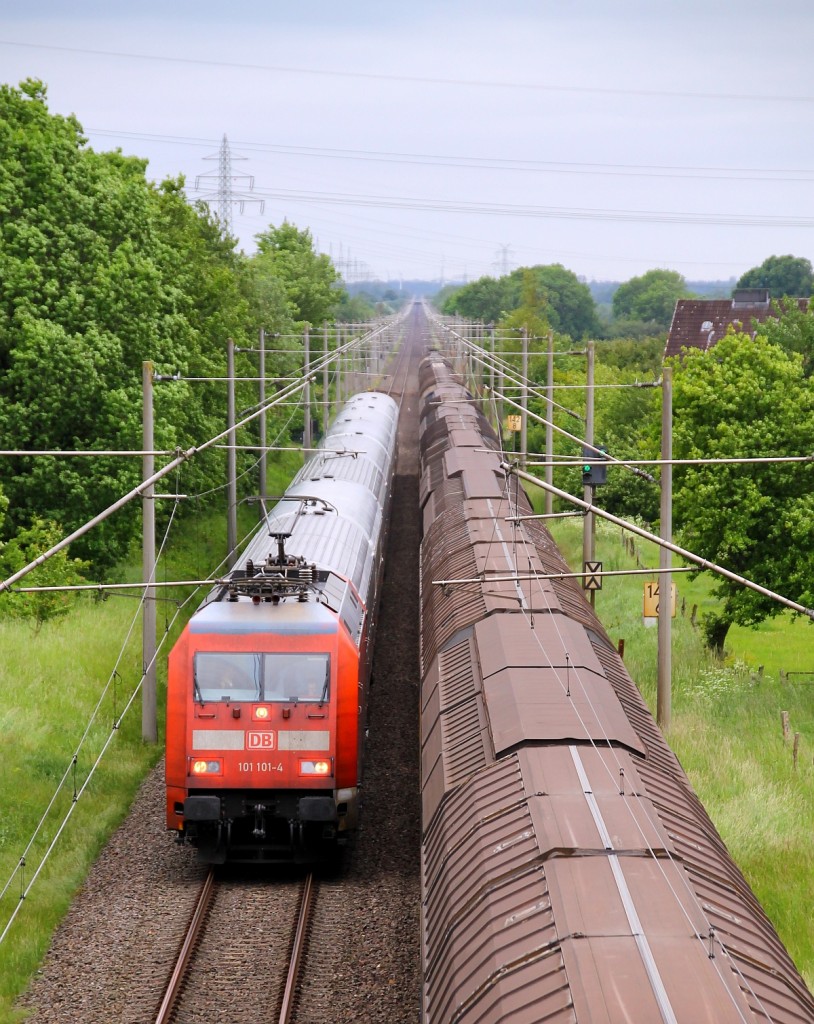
left=1, top=0, right=813, bottom=285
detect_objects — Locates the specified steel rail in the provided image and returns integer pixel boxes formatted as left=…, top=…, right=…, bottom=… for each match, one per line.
left=154, top=868, right=217, bottom=1024
left=278, top=872, right=317, bottom=1024
left=384, top=323, right=412, bottom=405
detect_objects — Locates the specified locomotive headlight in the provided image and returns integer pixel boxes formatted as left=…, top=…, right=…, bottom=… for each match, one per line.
left=190, top=758, right=222, bottom=775
left=300, top=759, right=332, bottom=776
left=253, top=705, right=270, bottom=721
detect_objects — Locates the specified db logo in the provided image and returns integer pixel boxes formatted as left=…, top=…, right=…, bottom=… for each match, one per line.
left=248, top=732, right=276, bottom=749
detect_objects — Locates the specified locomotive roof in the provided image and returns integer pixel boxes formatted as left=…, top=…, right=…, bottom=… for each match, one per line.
left=240, top=481, right=382, bottom=601
left=190, top=598, right=338, bottom=635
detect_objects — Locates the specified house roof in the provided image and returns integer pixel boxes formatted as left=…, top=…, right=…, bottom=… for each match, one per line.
left=664, top=289, right=809, bottom=360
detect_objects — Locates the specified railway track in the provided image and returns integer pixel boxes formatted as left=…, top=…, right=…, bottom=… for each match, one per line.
left=155, top=869, right=318, bottom=1024
left=383, top=311, right=414, bottom=406
left=18, top=310, right=423, bottom=1024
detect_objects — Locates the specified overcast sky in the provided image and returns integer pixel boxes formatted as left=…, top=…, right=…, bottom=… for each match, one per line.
left=1, top=0, right=812, bottom=285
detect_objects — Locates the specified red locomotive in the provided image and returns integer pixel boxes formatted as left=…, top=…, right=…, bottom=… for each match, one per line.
left=165, top=391, right=398, bottom=863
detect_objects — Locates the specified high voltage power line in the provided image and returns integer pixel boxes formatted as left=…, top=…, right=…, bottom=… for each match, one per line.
left=86, top=128, right=814, bottom=182
left=243, top=187, right=814, bottom=228
left=3, top=39, right=813, bottom=103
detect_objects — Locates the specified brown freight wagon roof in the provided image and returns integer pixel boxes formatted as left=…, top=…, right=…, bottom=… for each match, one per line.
left=422, top=749, right=760, bottom=1024
left=443, top=448, right=506, bottom=499
left=418, top=351, right=814, bottom=1023
left=420, top=500, right=564, bottom=671
left=421, top=631, right=493, bottom=825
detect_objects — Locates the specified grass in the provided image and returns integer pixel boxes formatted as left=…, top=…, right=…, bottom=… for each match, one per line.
left=0, top=598, right=159, bottom=1021
left=0, top=453, right=301, bottom=1023
left=550, top=515, right=814, bottom=991
left=667, top=557, right=813, bottom=679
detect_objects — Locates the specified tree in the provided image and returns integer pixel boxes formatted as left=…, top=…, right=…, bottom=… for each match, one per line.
left=335, top=291, right=377, bottom=321
left=0, top=519, right=89, bottom=629
left=507, top=265, right=600, bottom=339
left=736, top=255, right=813, bottom=298
left=671, top=333, right=814, bottom=652
left=441, top=275, right=513, bottom=323
left=499, top=268, right=551, bottom=338
left=589, top=356, right=661, bottom=525
left=443, top=265, right=599, bottom=339
left=612, top=269, right=690, bottom=329
left=595, top=336, right=664, bottom=374
left=253, top=222, right=343, bottom=324
left=757, top=301, right=814, bottom=377
left=0, top=81, right=264, bottom=571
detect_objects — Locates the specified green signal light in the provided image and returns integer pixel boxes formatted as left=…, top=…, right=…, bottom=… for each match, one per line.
left=582, top=465, right=592, bottom=473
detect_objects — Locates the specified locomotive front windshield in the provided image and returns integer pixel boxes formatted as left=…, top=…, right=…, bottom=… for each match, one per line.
left=194, top=652, right=330, bottom=703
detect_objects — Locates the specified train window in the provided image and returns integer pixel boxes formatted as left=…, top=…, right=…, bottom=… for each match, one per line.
left=194, top=653, right=262, bottom=703
left=263, top=653, right=330, bottom=703
left=193, top=653, right=330, bottom=704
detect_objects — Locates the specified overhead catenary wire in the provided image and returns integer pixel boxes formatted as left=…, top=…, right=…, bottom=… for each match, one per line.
left=437, top=304, right=809, bottom=619
left=498, top=380, right=660, bottom=390
left=507, top=463, right=814, bottom=620
left=435, top=323, right=811, bottom=476
left=459, top=351, right=588, bottom=358
left=189, top=393, right=303, bottom=502
left=432, top=566, right=697, bottom=587
left=491, top=385, right=656, bottom=483
left=440, top=322, right=588, bottom=423
left=0, top=318, right=394, bottom=594
left=0, top=312, right=407, bottom=944
left=0, top=450, right=176, bottom=457
left=432, top=315, right=656, bottom=483
left=173, top=375, right=301, bottom=381
left=441, top=325, right=587, bottom=424
left=0, top=378, right=297, bottom=593
left=521, top=454, right=814, bottom=468
left=9, top=578, right=246, bottom=594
